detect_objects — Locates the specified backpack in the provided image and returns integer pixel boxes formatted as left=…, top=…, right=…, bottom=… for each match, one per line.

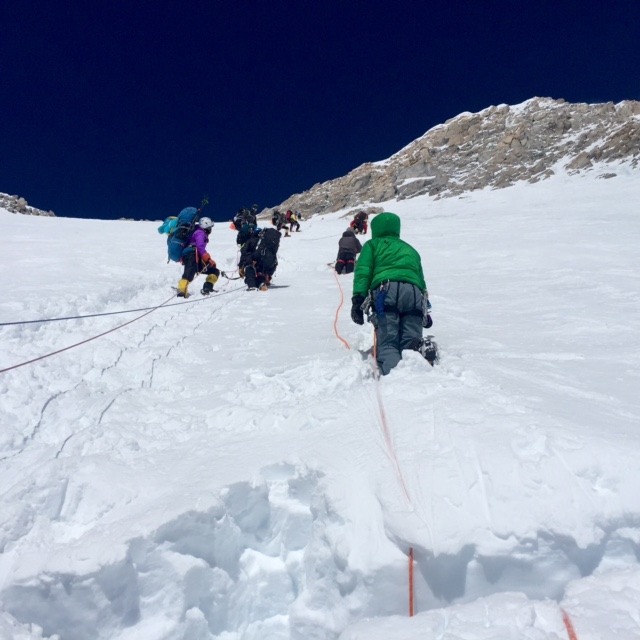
left=167, top=207, right=200, bottom=262
left=286, top=210, right=292, bottom=222
left=255, top=227, right=281, bottom=257
left=253, top=228, right=280, bottom=272
left=157, top=216, right=178, bottom=235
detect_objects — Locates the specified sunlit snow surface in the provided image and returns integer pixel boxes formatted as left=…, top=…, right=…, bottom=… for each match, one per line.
left=1, top=169, right=640, bottom=639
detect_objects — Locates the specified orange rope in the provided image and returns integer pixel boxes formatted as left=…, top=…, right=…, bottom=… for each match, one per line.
left=331, top=267, right=351, bottom=350
left=372, top=329, right=412, bottom=504
left=329, top=268, right=416, bottom=613
left=561, top=609, right=579, bottom=640
left=328, top=267, right=410, bottom=499
left=409, top=547, right=415, bottom=616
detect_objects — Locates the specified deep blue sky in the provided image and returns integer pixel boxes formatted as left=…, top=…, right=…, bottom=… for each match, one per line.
left=2, top=0, right=638, bottom=221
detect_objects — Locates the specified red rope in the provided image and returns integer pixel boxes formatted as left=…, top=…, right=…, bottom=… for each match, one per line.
left=561, top=609, right=579, bottom=640
left=0, top=295, right=176, bottom=374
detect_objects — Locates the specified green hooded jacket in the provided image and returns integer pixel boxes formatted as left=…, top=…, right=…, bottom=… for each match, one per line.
left=352, top=212, right=427, bottom=297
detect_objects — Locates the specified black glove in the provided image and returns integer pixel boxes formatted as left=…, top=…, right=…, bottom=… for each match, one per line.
left=423, top=314, right=433, bottom=329
left=351, top=295, right=365, bottom=325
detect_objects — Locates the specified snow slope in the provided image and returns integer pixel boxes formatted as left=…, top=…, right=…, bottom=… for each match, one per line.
left=1, top=168, right=640, bottom=639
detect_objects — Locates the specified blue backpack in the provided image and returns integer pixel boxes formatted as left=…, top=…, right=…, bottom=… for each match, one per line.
left=158, top=216, right=178, bottom=235
left=167, top=207, right=200, bottom=262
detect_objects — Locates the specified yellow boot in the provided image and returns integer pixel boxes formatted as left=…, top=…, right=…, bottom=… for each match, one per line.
left=201, top=274, right=218, bottom=295
left=177, top=278, right=190, bottom=298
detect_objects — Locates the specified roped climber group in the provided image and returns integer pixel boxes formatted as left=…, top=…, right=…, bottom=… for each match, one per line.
left=271, top=209, right=301, bottom=237
left=159, top=204, right=435, bottom=375
left=159, top=204, right=302, bottom=296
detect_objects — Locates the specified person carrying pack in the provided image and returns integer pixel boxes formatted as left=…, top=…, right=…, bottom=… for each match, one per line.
left=335, top=227, right=362, bottom=274
left=350, top=211, right=369, bottom=235
left=238, top=230, right=260, bottom=281
left=175, top=216, right=220, bottom=298
left=271, top=210, right=290, bottom=237
left=236, top=222, right=261, bottom=247
left=233, top=205, right=258, bottom=230
left=242, top=227, right=281, bottom=290
left=237, top=224, right=261, bottom=277
left=350, top=212, right=434, bottom=374
left=247, top=204, right=259, bottom=225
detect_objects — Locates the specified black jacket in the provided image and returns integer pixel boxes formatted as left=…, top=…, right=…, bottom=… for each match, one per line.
left=239, top=235, right=260, bottom=267
left=337, top=229, right=362, bottom=259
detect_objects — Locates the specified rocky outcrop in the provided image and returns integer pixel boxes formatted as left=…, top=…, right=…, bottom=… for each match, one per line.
left=0, top=193, right=55, bottom=216
left=264, top=98, right=640, bottom=218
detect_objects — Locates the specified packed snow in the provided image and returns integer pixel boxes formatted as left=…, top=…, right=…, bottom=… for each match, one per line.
left=1, top=167, right=640, bottom=639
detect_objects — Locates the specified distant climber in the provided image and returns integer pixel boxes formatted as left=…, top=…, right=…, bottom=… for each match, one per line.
left=350, top=211, right=369, bottom=235
left=350, top=212, right=434, bottom=374
left=236, top=222, right=261, bottom=247
left=287, top=210, right=301, bottom=233
left=334, top=228, right=362, bottom=274
left=271, top=210, right=290, bottom=237
left=233, top=205, right=258, bottom=230
left=176, top=217, right=220, bottom=298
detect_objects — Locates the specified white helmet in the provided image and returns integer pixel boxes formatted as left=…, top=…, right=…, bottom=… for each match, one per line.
left=198, top=216, right=214, bottom=229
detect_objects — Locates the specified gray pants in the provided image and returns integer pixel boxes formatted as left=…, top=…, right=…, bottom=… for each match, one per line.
left=372, top=281, right=423, bottom=375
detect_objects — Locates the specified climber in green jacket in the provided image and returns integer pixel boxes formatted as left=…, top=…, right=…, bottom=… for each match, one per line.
left=351, top=212, right=432, bottom=375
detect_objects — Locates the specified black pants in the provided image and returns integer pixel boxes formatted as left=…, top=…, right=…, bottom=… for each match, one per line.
left=244, top=253, right=277, bottom=288
left=335, top=251, right=355, bottom=274
left=244, top=264, right=263, bottom=289
left=182, top=250, right=220, bottom=282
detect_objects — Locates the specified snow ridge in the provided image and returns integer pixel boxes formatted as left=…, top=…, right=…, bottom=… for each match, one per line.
left=266, top=97, right=640, bottom=217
